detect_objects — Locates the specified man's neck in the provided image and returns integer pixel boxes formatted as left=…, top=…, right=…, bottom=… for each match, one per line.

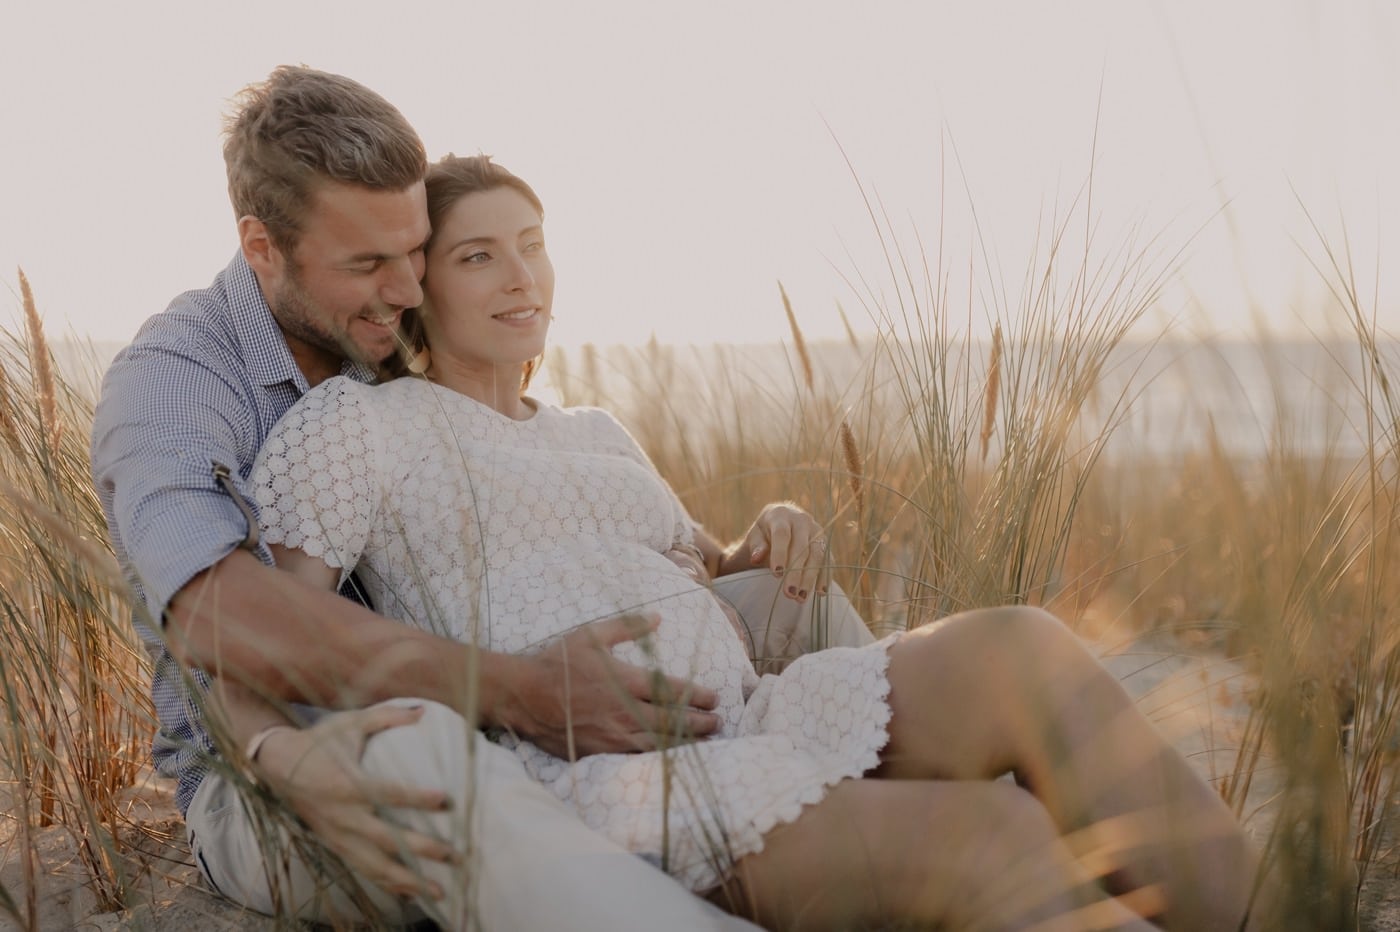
left=283, top=335, right=344, bottom=388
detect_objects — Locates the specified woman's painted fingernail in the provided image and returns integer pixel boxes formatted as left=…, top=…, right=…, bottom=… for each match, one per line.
left=798, top=589, right=808, bottom=600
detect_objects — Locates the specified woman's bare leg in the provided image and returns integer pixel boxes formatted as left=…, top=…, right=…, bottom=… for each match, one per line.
left=717, top=779, right=1162, bottom=931
left=874, top=607, right=1254, bottom=930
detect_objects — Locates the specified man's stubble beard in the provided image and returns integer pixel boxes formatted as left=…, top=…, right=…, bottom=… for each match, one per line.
left=270, top=264, right=376, bottom=369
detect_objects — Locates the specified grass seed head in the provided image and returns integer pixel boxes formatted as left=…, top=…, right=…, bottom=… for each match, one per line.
left=779, top=280, right=814, bottom=392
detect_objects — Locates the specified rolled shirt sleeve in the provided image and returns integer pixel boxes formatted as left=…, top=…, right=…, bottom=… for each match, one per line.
left=94, top=344, right=272, bottom=622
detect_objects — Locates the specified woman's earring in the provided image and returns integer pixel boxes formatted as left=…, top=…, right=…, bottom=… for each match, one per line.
left=406, top=348, right=431, bottom=375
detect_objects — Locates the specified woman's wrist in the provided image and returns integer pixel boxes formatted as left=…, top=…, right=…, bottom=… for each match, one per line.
left=244, top=723, right=296, bottom=767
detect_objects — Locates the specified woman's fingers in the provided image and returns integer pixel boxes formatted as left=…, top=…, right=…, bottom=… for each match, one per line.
left=332, top=820, right=447, bottom=900
left=351, top=701, right=427, bottom=740
left=255, top=707, right=462, bottom=901
left=785, top=534, right=829, bottom=602
left=748, top=503, right=828, bottom=602
left=350, top=809, right=457, bottom=868
left=356, top=776, right=453, bottom=813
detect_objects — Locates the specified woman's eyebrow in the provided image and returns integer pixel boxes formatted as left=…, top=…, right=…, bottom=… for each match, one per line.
left=444, top=226, right=544, bottom=251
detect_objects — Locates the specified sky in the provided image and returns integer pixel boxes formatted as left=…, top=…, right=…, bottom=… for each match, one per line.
left=1, top=0, right=1397, bottom=350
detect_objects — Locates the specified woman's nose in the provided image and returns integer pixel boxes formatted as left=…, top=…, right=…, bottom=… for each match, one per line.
left=504, top=254, right=534, bottom=291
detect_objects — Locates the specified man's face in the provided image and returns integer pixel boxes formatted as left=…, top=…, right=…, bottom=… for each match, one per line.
left=263, top=180, right=430, bottom=382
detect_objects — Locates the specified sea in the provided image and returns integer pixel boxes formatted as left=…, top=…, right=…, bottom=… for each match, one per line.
left=43, top=335, right=1400, bottom=463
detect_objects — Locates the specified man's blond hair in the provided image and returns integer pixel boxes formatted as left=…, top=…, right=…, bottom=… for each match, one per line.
left=223, top=65, right=426, bottom=253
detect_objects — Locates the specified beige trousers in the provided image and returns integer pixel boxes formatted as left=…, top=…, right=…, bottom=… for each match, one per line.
left=185, top=573, right=873, bottom=929
left=712, top=570, right=876, bottom=673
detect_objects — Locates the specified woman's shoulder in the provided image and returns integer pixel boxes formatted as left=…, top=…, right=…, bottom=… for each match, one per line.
left=371, top=374, right=435, bottom=402
left=546, top=403, right=628, bottom=432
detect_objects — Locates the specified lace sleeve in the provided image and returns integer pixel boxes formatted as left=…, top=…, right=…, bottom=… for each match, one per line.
left=252, top=378, right=381, bottom=578
left=582, top=408, right=695, bottom=549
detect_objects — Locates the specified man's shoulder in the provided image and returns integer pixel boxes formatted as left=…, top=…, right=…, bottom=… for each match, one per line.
left=91, top=261, right=261, bottom=439
left=120, top=270, right=241, bottom=366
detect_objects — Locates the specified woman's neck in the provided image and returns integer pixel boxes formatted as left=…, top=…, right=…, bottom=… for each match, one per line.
left=424, top=359, right=531, bottom=420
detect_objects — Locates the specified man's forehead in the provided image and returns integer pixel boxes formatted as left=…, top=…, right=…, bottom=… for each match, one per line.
left=301, top=179, right=430, bottom=246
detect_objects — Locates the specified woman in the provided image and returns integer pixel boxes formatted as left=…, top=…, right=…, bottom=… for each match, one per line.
left=252, top=155, right=1255, bottom=930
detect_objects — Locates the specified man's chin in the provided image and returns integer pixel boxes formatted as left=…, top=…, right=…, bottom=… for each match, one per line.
left=343, top=337, right=398, bottom=369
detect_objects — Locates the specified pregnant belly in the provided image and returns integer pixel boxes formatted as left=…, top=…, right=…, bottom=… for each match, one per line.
left=486, top=543, right=754, bottom=735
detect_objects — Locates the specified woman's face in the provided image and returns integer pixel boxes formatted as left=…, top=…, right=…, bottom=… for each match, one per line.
left=420, top=186, right=554, bottom=378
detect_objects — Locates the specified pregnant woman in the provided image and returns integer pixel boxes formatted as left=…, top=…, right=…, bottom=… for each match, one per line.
left=252, top=154, right=1255, bottom=930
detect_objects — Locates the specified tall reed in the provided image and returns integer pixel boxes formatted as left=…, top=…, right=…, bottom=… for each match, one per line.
left=0, top=273, right=154, bottom=922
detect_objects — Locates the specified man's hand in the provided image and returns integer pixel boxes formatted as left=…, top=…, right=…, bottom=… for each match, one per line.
left=503, top=615, right=721, bottom=758
left=722, top=502, right=829, bottom=602
left=254, top=703, right=457, bottom=901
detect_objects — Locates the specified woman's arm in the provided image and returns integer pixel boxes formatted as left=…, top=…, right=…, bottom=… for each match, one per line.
left=269, top=541, right=340, bottom=590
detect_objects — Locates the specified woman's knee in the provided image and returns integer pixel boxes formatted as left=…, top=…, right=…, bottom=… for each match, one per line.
left=904, top=605, right=1091, bottom=681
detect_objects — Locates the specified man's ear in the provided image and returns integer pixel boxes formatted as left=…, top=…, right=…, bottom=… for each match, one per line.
left=238, top=216, right=284, bottom=280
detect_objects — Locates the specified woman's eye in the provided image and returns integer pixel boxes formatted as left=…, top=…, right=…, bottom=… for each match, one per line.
left=464, top=251, right=490, bottom=263
left=524, top=241, right=545, bottom=253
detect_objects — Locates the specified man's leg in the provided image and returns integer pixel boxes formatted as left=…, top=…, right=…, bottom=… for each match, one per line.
left=188, top=699, right=759, bottom=930
left=713, top=570, right=874, bottom=673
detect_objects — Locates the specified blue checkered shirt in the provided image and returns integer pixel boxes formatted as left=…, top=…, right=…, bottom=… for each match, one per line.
left=91, top=252, right=373, bottom=815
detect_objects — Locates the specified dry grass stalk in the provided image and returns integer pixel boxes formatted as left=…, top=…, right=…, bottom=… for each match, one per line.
left=839, top=417, right=865, bottom=514
left=18, top=268, right=62, bottom=453
left=980, top=323, right=1003, bottom=462
left=779, top=280, right=814, bottom=392
left=835, top=300, right=861, bottom=352
left=0, top=360, right=20, bottom=454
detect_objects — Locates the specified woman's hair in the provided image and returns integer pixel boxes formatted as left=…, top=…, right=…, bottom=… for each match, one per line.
left=386, top=154, right=546, bottom=388
left=223, top=65, right=427, bottom=255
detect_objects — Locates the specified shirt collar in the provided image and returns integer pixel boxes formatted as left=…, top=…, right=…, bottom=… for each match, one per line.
left=224, top=251, right=377, bottom=390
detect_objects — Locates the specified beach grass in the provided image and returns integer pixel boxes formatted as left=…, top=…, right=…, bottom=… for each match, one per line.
left=2, top=202, right=1398, bottom=929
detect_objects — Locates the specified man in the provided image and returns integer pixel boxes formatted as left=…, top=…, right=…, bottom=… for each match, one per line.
left=92, top=65, right=865, bottom=929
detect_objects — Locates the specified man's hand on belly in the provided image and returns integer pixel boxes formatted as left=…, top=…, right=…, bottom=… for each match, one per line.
left=499, top=614, right=722, bottom=758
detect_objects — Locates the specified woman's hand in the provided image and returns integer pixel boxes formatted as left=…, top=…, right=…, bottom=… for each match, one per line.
left=719, top=502, right=829, bottom=602
left=253, top=703, right=457, bottom=901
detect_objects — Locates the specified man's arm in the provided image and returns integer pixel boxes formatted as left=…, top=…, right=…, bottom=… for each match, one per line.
left=169, top=547, right=721, bottom=756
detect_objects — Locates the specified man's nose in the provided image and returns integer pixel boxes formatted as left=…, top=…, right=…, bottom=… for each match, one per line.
left=381, top=255, right=424, bottom=308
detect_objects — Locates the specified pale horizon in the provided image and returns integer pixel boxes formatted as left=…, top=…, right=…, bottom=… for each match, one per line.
left=3, top=0, right=1397, bottom=351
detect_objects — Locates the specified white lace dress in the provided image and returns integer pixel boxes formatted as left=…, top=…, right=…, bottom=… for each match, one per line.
left=252, top=376, right=896, bottom=891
